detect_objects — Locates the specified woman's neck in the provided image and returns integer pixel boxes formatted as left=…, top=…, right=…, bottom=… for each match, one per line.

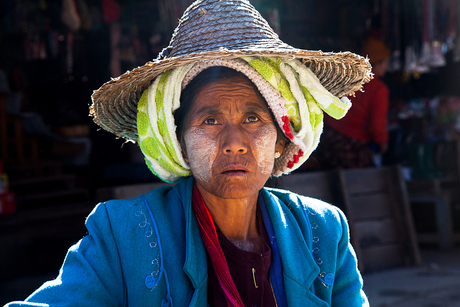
left=197, top=184, right=263, bottom=253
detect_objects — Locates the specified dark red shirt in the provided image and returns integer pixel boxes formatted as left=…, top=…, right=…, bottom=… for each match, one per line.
left=207, top=213, right=277, bottom=307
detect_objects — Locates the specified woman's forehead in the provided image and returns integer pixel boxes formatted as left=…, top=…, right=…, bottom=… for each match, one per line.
left=191, top=76, right=267, bottom=109
left=197, top=75, right=256, bottom=93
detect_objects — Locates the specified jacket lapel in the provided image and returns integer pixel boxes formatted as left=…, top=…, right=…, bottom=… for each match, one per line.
left=261, top=190, right=323, bottom=305
left=178, top=177, right=208, bottom=306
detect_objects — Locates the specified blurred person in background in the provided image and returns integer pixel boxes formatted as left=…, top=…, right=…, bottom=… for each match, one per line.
left=313, top=36, right=390, bottom=169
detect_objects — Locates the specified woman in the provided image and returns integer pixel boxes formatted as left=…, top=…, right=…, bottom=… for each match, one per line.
left=5, top=0, right=372, bottom=306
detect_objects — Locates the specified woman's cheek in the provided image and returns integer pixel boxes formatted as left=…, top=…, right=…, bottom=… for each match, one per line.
left=253, top=125, right=277, bottom=175
left=184, top=127, right=217, bottom=183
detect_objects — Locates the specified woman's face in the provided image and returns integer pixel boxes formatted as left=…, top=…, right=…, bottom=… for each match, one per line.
left=183, top=76, right=283, bottom=200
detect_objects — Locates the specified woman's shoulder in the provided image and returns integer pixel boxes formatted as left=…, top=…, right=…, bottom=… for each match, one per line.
left=84, top=183, right=186, bottom=241
left=264, top=186, right=341, bottom=212
left=92, top=185, right=171, bottom=216
left=82, top=182, right=187, bottom=263
left=263, top=187, right=346, bottom=228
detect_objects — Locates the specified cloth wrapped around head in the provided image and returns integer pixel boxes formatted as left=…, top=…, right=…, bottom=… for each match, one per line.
left=89, top=0, right=373, bottom=183
left=137, top=57, right=352, bottom=183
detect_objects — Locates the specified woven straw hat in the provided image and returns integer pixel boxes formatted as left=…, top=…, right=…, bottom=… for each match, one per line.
left=90, top=0, right=372, bottom=141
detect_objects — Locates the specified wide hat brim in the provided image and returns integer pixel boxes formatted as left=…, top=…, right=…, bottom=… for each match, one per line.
left=90, top=0, right=372, bottom=141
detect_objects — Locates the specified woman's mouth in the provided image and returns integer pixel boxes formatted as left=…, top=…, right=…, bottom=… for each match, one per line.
left=219, top=166, right=249, bottom=176
left=222, top=169, right=246, bottom=174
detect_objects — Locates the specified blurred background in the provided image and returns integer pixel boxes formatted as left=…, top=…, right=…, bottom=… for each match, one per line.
left=1, top=0, right=460, bottom=305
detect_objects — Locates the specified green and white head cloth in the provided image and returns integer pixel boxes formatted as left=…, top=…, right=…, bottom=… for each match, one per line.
left=90, top=0, right=372, bottom=182
left=137, top=57, right=351, bottom=183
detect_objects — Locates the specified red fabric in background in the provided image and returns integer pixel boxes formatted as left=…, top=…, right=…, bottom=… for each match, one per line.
left=325, top=74, right=389, bottom=144
left=101, top=0, right=120, bottom=24
left=0, top=192, right=16, bottom=214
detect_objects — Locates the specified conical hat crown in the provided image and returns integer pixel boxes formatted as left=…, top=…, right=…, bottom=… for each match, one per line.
left=164, top=0, right=293, bottom=58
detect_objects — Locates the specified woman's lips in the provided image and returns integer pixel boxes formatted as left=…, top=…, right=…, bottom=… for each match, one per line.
left=222, top=171, right=246, bottom=177
left=219, top=165, right=249, bottom=175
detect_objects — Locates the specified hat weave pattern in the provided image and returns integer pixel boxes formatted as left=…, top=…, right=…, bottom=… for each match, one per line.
left=165, top=0, right=293, bottom=58
left=90, top=0, right=372, bottom=143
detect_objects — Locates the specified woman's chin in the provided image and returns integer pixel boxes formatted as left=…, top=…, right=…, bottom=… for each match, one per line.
left=198, top=175, right=268, bottom=200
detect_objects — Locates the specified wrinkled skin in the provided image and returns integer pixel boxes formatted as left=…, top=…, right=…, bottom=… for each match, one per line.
left=183, top=76, right=285, bottom=251
left=183, top=76, right=284, bottom=201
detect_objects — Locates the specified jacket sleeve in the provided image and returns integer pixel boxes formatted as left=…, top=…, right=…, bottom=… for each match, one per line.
left=4, top=203, right=125, bottom=307
left=331, top=208, right=369, bottom=307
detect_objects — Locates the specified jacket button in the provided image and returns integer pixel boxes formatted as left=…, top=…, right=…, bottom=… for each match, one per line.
left=145, top=274, right=158, bottom=289
left=324, top=273, right=335, bottom=285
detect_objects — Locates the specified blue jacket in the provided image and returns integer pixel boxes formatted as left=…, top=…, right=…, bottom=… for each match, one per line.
left=6, top=177, right=368, bottom=306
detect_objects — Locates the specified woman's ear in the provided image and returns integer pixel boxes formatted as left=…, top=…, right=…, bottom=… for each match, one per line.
left=275, top=139, right=286, bottom=155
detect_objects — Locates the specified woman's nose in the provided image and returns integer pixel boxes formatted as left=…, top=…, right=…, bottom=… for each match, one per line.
left=221, top=124, right=248, bottom=155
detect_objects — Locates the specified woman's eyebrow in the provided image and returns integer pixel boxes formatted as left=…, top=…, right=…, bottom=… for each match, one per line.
left=193, top=102, right=269, bottom=115
left=242, top=103, right=270, bottom=114
left=193, top=105, right=223, bottom=116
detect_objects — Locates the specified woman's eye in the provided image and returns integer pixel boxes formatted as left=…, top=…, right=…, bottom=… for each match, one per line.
left=204, top=118, right=218, bottom=125
left=246, top=115, right=259, bottom=123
